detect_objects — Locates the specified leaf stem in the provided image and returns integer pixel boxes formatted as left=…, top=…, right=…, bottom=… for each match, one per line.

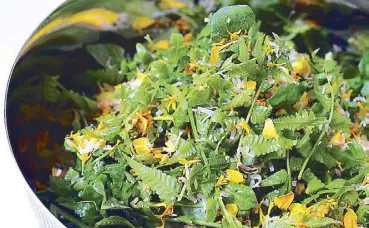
left=188, top=107, right=199, bottom=140
left=245, top=81, right=264, bottom=123
left=50, top=204, right=89, bottom=228
left=286, top=150, right=292, bottom=192
left=298, top=79, right=335, bottom=180
left=166, top=217, right=222, bottom=228
left=217, top=196, right=237, bottom=227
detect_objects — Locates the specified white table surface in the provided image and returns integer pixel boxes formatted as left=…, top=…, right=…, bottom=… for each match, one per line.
left=0, top=0, right=64, bottom=227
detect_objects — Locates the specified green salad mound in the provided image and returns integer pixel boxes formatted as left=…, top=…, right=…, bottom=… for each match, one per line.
left=48, top=5, right=369, bottom=228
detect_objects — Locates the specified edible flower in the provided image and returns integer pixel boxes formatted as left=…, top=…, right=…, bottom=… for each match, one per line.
left=329, top=132, right=346, bottom=147
left=289, top=203, right=310, bottom=215
left=293, top=57, right=311, bottom=77
left=132, top=16, right=155, bottom=32
left=225, top=204, right=238, bottom=217
left=66, top=132, right=106, bottom=169
left=151, top=40, right=170, bottom=50
left=228, top=30, right=241, bottom=41
left=132, top=137, right=152, bottom=154
left=159, top=0, right=187, bottom=9
left=343, top=208, right=358, bottom=228
left=243, top=80, right=256, bottom=90
left=274, top=192, right=294, bottom=210
left=263, top=119, right=279, bottom=139
left=225, top=169, right=244, bottom=184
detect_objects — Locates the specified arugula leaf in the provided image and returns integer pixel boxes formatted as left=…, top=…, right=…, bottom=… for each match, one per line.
left=261, top=169, right=288, bottom=187
left=222, top=183, right=257, bottom=210
left=302, top=169, right=325, bottom=194
left=268, top=82, right=307, bottom=106
left=95, top=216, right=135, bottom=228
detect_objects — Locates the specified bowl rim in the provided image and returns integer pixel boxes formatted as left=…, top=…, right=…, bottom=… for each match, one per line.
left=3, top=1, right=73, bottom=226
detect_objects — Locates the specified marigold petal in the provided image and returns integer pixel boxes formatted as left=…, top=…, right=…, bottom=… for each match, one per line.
left=274, top=192, right=294, bottom=210
left=344, top=208, right=358, bottom=228
left=263, top=119, right=279, bottom=139
left=226, top=169, right=244, bottom=184
left=132, top=16, right=155, bottom=31
left=225, top=204, right=238, bottom=217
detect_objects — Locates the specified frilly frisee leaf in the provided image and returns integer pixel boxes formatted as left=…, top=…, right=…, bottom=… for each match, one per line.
left=251, top=105, right=272, bottom=124
left=273, top=110, right=327, bottom=130
left=267, top=82, right=307, bottom=106
left=302, top=169, right=325, bottom=194
left=243, top=135, right=296, bottom=156
left=95, top=216, right=134, bottom=228
left=261, top=169, right=288, bottom=187
left=124, top=155, right=182, bottom=201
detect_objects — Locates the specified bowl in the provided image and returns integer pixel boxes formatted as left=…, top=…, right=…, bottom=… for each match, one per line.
left=5, top=0, right=369, bottom=227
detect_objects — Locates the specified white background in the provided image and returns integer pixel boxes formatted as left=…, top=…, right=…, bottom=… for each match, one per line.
left=0, top=0, right=64, bottom=226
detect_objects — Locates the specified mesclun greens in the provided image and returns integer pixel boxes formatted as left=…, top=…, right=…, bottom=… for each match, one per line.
left=46, top=5, right=369, bottom=228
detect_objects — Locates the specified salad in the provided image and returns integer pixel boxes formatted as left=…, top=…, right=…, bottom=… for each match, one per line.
left=43, top=4, right=369, bottom=228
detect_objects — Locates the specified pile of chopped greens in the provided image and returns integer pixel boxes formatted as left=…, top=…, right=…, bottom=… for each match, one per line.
left=45, top=4, right=369, bottom=228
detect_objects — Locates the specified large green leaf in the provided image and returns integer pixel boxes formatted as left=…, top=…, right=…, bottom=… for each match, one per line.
left=222, top=183, right=257, bottom=210
left=125, top=155, right=182, bottom=201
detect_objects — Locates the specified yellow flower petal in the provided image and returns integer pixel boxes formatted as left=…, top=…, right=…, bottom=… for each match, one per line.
left=263, top=119, right=279, bottom=139
left=216, top=175, right=228, bottom=187
left=153, top=116, right=175, bottom=122
left=293, top=92, right=309, bottom=110
left=152, top=40, right=170, bottom=50
left=133, top=138, right=151, bottom=154
left=289, top=203, right=310, bottom=215
left=244, top=81, right=257, bottom=90
left=239, top=120, right=251, bottom=135
left=209, top=45, right=221, bottom=66
left=226, top=169, right=244, bottom=184
left=293, top=57, right=311, bottom=77
left=228, top=30, right=241, bottom=41
left=225, top=204, right=238, bottom=217
left=179, top=158, right=201, bottom=166
left=132, top=16, right=155, bottom=31
left=344, top=208, right=358, bottom=228
left=343, top=89, right=353, bottom=100
left=159, top=0, right=187, bottom=9
left=329, top=132, right=346, bottom=147
left=274, top=192, right=294, bottom=210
